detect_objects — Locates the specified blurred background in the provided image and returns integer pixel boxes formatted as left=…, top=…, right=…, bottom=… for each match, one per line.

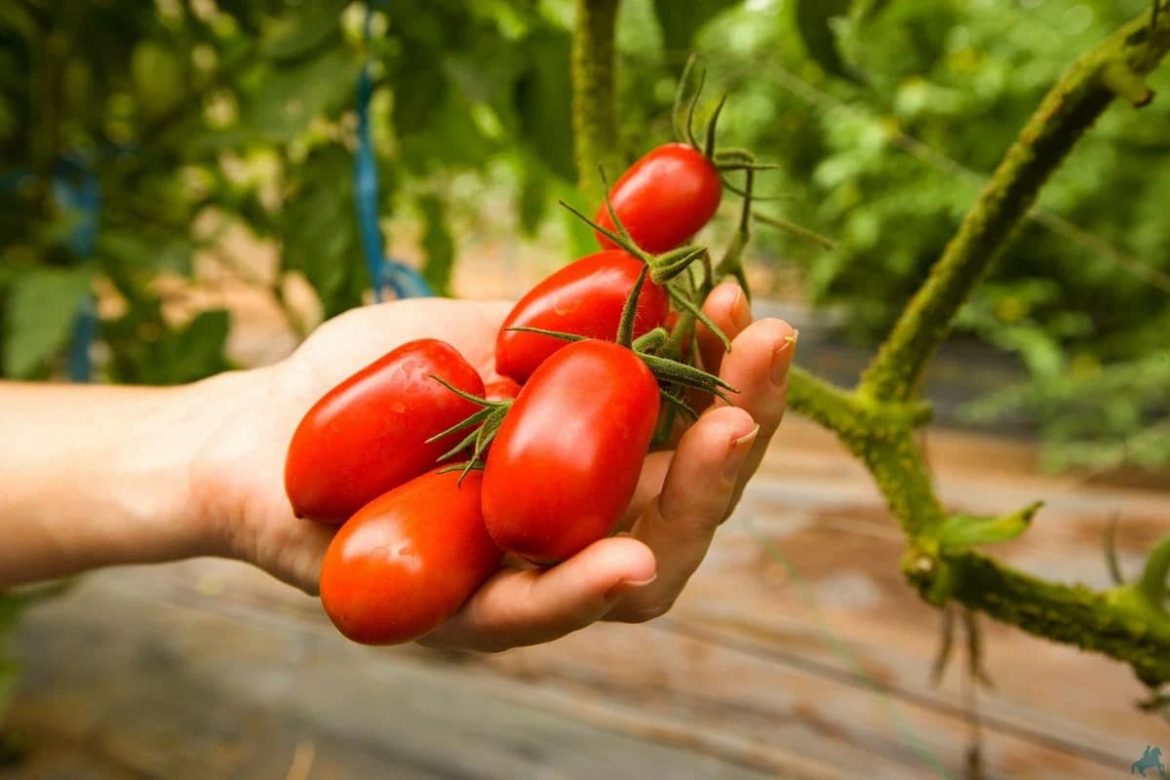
left=2, top=0, right=1169, bottom=777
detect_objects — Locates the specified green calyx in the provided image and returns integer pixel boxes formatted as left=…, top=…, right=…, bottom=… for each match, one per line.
left=427, top=375, right=513, bottom=480
left=499, top=328, right=737, bottom=402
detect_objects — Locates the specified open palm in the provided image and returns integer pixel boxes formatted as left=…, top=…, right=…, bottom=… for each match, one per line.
left=190, top=287, right=795, bottom=651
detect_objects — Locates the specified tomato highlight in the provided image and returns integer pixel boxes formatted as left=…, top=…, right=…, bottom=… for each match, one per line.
left=483, top=340, right=661, bottom=563
left=284, top=339, right=485, bottom=524
left=320, top=469, right=500, bottom=645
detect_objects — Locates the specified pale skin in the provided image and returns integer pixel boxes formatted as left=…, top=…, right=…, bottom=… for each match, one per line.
left=0, top=282, right=796, bottom=651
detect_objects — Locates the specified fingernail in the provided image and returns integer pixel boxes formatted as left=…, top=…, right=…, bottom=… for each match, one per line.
left=724, top=424, right=759, bottom=480
left=771, top=329, right=799, bottom=385
left=605, top=574, right=657, bottom=603
left=730, top=287, right=752, bottom=334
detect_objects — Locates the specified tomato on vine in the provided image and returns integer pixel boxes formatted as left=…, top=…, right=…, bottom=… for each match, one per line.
left=482, top=339, right=661, bottom=563
left=319, top=469, right=500, bottom=645
left=284, top=339, right=485, bottom=524
left=593, top=143, right=723, bottom=255
left=495, top=249, right=670, bottom=383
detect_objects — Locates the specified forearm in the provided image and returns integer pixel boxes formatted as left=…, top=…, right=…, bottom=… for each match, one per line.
left=0, top=380, right=228, bottom=587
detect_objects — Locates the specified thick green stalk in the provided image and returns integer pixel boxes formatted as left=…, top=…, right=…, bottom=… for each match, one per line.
left=789, top=369, right=944, bottom=538
left=789, top=346, right=1170, bottom=683
left=937, top=553, right=1170, bottom=687
left=571, top=0, right=623, bottom=196
left=859, top=8, right=1170, bottom=401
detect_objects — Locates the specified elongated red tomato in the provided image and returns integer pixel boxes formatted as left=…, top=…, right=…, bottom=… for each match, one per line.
left=495, top=250, right=669, bottom=383
left=483, top=340, right=661, bottom=563
left=320, top=469, right=500, bottom=645
left=484, top=376, right=522, bottom=401
left=595, top=143, right=722, bottom=254
left=284, top=339, right=484, bottom=524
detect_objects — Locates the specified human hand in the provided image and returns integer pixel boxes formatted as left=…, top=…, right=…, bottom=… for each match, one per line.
left=190, top=284, right=796, bottom=650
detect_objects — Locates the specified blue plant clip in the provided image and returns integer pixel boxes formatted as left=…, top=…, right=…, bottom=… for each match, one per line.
left=354, top=1, right=431, bottom=303
left=381, top=258, right=433, bottom=299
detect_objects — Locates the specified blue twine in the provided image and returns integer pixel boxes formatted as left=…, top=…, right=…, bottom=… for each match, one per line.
left=354, top=1, right=432, bottom=302
left=1, top=156, right=99, bottom=382
left=51, top=155, right=100, bottom=383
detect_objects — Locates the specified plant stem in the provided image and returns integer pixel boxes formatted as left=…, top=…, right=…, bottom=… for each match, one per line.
left=858, top=9, right=1170, bottom=401
left=789, top=352, right=1170, bottom=682
left=571, top=0, right=623, bottom=197
left=940, top=552, right=1170, bottom=687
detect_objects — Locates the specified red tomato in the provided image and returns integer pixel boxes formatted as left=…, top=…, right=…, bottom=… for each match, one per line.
left=284, top=339, right=485, bottom=524
left=495, top=250, right=669, bottom=383
left=320, top=469, right=500, bottom=645
left=483, top=340, right=661, bottom=563
left=595, top=143, right=722, bottom=254
left=484, top=376, right=522, bottom=402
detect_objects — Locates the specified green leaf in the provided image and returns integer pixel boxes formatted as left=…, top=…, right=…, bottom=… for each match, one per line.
left=855, top=0, right=893, bottom=25
left=100, top=231, right=194, bottom=277
left=560, top=187, right=600, bottom=260
left=652, top=0, right=740, bottom=55
left=418, top=194, right=455, bottom=297
left=793, top=0, right=858, bottom=82
left=281, top=146, right=365, bottom=317
left=261, top=0, right=346, bottom=63
left=517, top=160, right=549, bottom=236
left=165, top=309, right=231, bottom=383
left=131, top=40, right=185, bottom=118
left=514, top=27, right=575, bottom=181
left=240, top=47, right=363, bottom=143
left=937, top=502, right=1043, bottom=554
left=392, top=37, right=451, bottom=141
left=3, top=267, right=92, bottom=378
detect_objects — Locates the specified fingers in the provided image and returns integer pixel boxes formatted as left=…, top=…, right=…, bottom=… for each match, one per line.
left=714, top=318, right=797, bottom=515
left=419, top=536, right=656, bottom=652
left=605, top=406, right=757, bottom=623
left=696, top=282, right=753, bottom=376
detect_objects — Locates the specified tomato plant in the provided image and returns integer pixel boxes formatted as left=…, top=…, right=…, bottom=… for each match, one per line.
left=594, top=143, right=722, bottom=254
left=284, top=339, right=485, bottom=524
left=482, top=339, right=661, bottom=563
left=319, top=469, right=500, bottom=645
left=495, top=249, right=669, bottom=383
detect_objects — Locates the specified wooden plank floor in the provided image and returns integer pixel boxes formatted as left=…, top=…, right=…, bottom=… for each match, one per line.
left=4, top=417, right=1169, bottom=779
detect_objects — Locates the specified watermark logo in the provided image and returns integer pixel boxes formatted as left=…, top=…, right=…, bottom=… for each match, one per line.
left=1132, top=745, right=1167, bottom=777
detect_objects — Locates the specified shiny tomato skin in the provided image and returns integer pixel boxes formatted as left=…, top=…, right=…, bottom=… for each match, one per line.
left=320, top=469, right=500, bottom=645
left=495, top=250, right=669, bottom=384
left=284, top=339, right=485, bottom=524
left=484, top=376, right=522, bottom=402
left=483, top=340, right=661, bottom=563
left=595, top=143, right=722, bottom=254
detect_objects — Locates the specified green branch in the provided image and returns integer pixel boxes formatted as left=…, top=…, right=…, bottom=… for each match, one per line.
left=859, top=8, right=1170, bottom=401
left=571, top=0, right=623, bottom=196
left=931, top=552, right=1170, bottom=687
left=789, top=369, right=943, bottom=538
left=791, top=339, right=1170, bottom=686
left=785, top=6, right=1170, bottom=686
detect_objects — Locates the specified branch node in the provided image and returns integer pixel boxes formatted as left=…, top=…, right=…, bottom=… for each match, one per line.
left=1103, top=59, right=1156, bottom=106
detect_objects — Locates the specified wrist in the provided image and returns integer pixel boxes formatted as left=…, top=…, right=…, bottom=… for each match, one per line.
left=0, top=370, right=270, bottom=586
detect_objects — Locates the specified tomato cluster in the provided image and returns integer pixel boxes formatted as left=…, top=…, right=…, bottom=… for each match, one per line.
left=284, top=133, right=748, bottom=646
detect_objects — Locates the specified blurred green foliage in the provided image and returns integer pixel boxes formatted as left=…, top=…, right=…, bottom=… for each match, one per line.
left=0, top=0, right=1167, bottom=477
left=691, top=0, right=1170, bottom=471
